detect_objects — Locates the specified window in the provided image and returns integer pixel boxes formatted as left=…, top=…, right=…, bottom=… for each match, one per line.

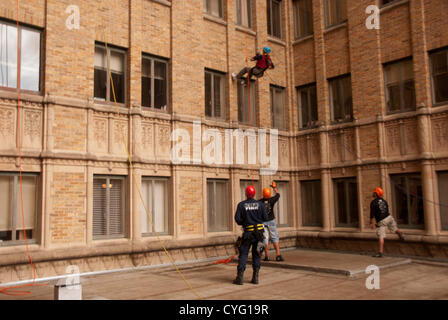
left=93, top=176, right=126, bottom=239
left=205, top=69, right=225, bottom=119
left=297, top=84, right=318, bottom=129
left=240, top=179, right=260, bottom=202
left=391, top=174, right=424, bottom=229
left=274, top=181, right=290, bottom=227
left=384, top=59, right=416, bottom=113
left=429, top=48, right=448, bottom=105
left=438, top=172, right=448, bottom=231
left=141, top=177, right=170, bottom=236
left=207, top=179, right=230, bottom=232
left=236, top=0, right=252, bottom=28
left=94, top=43, right=125, bottom=103
left=267, top=0, right=282, bottom=39
left=334, top=178, right=358, bottom=227
left=0, top=173, right=39, bottom=245
left=238, top=80, right=256, bottom=126
left=142, top=55, right=168, bottom=111
left=301, top=180, right=322, bottom=226
left=0, top=21, right=41, bottom=92
left=329, top=75, right=353, bottom=122
left=293, top=0, right=313, bottom=39
left=204, top=0, right=223, bottom=18
left=270, top=85, right=286, bottom=130
left=324, top=0, right=347, bottom=28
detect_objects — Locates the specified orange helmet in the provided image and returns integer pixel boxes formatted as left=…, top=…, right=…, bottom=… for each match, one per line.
left=373, top=187, right=384, bottom=198
left=262, top=188, right=271, bottom=199
left=245, top=185, right=256, bottom=199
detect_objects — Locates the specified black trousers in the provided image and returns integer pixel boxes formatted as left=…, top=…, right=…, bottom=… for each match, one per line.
left=237, top=230, right=263, bottom=272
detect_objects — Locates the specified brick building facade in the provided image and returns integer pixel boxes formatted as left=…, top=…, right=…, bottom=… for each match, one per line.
left=0, top=0, right=447, bottom=282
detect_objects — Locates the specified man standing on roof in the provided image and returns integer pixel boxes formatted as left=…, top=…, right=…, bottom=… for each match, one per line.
left=232, top=47, right=274, bottom=84
left=233, top=185, right=268, bottom=285
left=370, top=187, right=405, bottom=258
left=260, top=181, right=284, bottom=262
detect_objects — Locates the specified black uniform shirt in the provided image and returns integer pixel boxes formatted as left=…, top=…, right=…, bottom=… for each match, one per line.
left=235, top=198, right=268, bottom=227
left=370, top=198, right=390, bottom=223
left=259, top=193, right=280, bottom=221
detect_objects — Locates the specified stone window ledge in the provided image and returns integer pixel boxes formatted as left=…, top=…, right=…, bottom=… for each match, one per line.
left=380, top=0, right=409, bottom=13
left=203, top=14, right=227, bottom=27
left=292, top=34, right=314, bottom=45
left=268, top=36, right=286, bottom=47
left=235, top=25, right=256, bottom=37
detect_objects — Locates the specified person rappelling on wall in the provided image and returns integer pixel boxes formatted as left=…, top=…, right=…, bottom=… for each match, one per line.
left=232, top=46, right=275, bottom=84
left=233, top=185, right=268, bottom=285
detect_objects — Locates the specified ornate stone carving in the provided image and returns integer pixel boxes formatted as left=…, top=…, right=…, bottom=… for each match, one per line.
left=93, top=118, right=107, bottom=151
left=0, top=108, right=14, bottom=138
left=142, top=123, right=153, bottom=149
left=404, top=121, right=419, bottom=155
left=24, top=110, right=41, bottom=140
left=432, top=118, right=448, bottom=152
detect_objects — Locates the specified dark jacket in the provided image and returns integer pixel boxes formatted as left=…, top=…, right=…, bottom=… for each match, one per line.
left=259, top=193, right=280, bottom=221
left=370, top=198, right=390, bottom=223
left=235, top=198, right=269, bottom=228
left=251, top=53, right=274, bottom=71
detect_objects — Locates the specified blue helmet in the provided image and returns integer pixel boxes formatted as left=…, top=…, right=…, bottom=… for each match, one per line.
left=263, top=46, right=271, bottom=54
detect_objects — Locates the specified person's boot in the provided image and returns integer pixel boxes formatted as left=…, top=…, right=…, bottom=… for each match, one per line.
left=397, top=231, right=405, bottom=241
left=251, top=269, right=259, bottom=285
left=233, top=270, right=244, bottom=285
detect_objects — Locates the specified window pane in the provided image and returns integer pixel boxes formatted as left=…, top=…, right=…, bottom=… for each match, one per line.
left=20, top=28, right=40, bottom=91
left=238, top=81, right=256, bottom=125
left=431, top=51, right=447, bottom=75
left=0, top=176, right=13, bottom=240
left=272, top=0, right=281, bottom=38
left=141, top=179, right=152, bottom=234
left=267, top=0, right=272, bottom=35
left=109, top=179, right=123, bottom=235
left=154, top=61, right=167, bottom=110
left=207, top=181, right=215, bottom=231
left=215, top=181, right=229, bottom=231
left=438, top=172, right=448, bottom=230
left=403, top=80, right=416, bottom=110
left=16, top=176, right=37, bottom=234
left=94, top=47, right=107, bottom=100
left=142, top=75, right=151, bottom=108
left=153, top=180, right=168, bottom=233
left=301, top=180, right=322, bottom=226
left=334, top=178, right=358, bottom=227
left=213, top=74, right=221, bottom=118
left=391, top=174, right=424, bottom=228
left=387, top=84, right=401, bottom=112
left=348, top=181, right=359, bottom=224
left=0, top=24, right=18, bottom=89
left=276, top=182, right=289, bottom=226
left=93, top=178, right=107, bottom=237
left=110, top=72, right=124, bottom=103
left=294, top=0, right=313, bottom=38
left=330, top=76, right=352, bottom=121
left=434, top=73, right=448, bottom=103
left=300, top=90, right=310, bottom=128
left=385, top=60, right=416, bottom=112
left=205, top=72, right=212, bottom=117
left=271, top=87, right=285, bottom=130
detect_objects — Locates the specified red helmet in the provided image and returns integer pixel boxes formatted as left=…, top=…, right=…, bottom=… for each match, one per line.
left=373, top=187, right=384, bottom=198
left=263, top=188, right=271, bottom=199
left=245, top=185, right=256, bottom=199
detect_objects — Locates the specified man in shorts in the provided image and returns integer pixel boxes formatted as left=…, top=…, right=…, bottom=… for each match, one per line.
left=259, top=182, right=284, bottom=262
left=370, top=187, right=405, bottom=258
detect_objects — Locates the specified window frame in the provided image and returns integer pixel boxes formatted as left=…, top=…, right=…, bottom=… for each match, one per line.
left=270, top=84, right=286, bottom=131
left=383, top=58, right=416, bottom=114
left=94, top=42, right=127, bottom=105
left=429, top=47, right=448, bottom=106
left=204, top=0, right=224, bottom=19
left=390, top=173, right=425, bottom=229
left=141, top=176, right=170, bottom=237
left=236, top=0, right=252, bottom=29
left=267, top=0, right=282, bottom=39
left=238, top=79, right=257, bottom=126
left=0, top=19, right=43, bottom=94
left=333, top=177, right=359, bottom=228
left=207, top=179, right=231, bottom=233
left=141, top=54, right=169, bottom=112
left=92, top=175, right=127, bottom=240
left=324, top=0, right=348, bottom=29
left=204, top=68, right=226, bottom=120
left=328, top=74, right=353, bottom=123
left=293, top=0, right=314, bottom=39
left=0, top=172, right=40, bottom=246
left=297, top=83, right=318, bottom=129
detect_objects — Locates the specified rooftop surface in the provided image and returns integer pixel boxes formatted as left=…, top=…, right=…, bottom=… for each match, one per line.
left=1, top=249, right=447, bottom=300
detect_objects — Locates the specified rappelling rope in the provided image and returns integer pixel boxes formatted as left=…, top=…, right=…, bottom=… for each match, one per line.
left=99, top=0, right=203, bottom=300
